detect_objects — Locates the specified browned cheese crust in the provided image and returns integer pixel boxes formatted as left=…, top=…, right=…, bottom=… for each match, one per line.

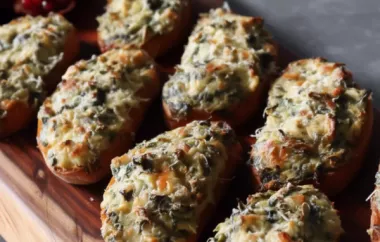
left=97, top=0, right=191, bottom=58
left=101, top=120, right=242, bottom=241
left=37, top=48, right=160, bottom=184
left=250, top=58, right=373, bottom=196
left=0, top=13, right=79, bottom=137
left=162, top=8, right=278, bottom=129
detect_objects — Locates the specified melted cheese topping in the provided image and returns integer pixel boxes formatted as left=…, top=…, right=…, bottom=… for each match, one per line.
left=0, top=13, right=73, bottom=118
left=210, top=184, right=343, bottom=242
left=251, top=58, right=370, bottom=186
left=101, top=120, right=238, bottom=241
left=163, top=8, right=276, bottom=117
left=38, top=48, right=157, bottom=170
left=97, top=0, right=187, bottom=49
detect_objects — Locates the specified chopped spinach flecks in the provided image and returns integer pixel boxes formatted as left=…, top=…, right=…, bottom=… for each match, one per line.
left=101, top=121, right=238, bottom=242
left=210, top=184, right=343, bottom=241
left=251, top=58, right=370, bottom=187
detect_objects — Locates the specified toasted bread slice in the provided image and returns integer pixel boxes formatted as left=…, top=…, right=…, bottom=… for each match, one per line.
left=0, top=13, right=79, bottom=137
left=162, top=8, right=277, bottom=129
left=97, top=0, right=191, bottom=58
left=101, top=120, right=242, bottom=241
left=250, top=58, right=373, bottom=196
left=37, top=48, right=160, bottom=184
left=209, top=184, right=343, bottom=241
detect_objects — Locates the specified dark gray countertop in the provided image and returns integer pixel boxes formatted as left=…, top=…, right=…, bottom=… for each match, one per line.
left=229, top=0, right=380, bottom=107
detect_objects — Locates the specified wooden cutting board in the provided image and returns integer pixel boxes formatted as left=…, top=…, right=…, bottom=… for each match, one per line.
left=0, top=1, right=378, bottom=241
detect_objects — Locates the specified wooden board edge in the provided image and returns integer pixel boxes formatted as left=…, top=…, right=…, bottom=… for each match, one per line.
left=0, top=151, right=102, bottom=242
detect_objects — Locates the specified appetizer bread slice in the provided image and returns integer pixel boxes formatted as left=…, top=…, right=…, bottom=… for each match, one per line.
left=370, top=170, right=380, bottom=241
left=101, top=120, right=242, bottom=241
left=209, top=184, right=343, bottom=242
left=37, top=48, right=160, bottom=184
left=0, top=13, right=78, bottom=137
left=250, top=58, right=373, bottom=195
left=97, top=0, right=191, bottom=57
left=162, top=8, right=277, bottom=129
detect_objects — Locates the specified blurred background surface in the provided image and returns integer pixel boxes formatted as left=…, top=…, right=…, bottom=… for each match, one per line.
left=230, top=0, right=380, bottom=107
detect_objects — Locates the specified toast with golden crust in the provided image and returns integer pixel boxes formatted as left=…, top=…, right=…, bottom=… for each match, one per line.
left=37, top=48, right=160, bottom=184
left=162, top=8, right=277, bottom=129
left=101, top=120, right=242, bottom=241
left=0, top=13, right=79, bottom=137
left=209, top=184, right=343, bottom=241
left=97, top=0, right=191, bottom=58
left=250, top=58, right=373, bottom=196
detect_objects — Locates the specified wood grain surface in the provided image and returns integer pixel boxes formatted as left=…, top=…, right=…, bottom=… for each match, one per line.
left=0, top=1, right=378, bottom=242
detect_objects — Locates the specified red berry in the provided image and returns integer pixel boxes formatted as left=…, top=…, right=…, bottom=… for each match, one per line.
left=42, top=1, right=53, bottom=12
left=32, top=0, right=43, bottom=8
left=22, top=0, right=42, bottom=15
left=22, top=0, right=36, bottom=9
left=22, top=0, right=74, bottom=14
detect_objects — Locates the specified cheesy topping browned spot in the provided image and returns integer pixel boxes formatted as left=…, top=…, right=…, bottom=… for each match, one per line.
left=38, top=48, right=157, bottom=171
left=251, top=58, right=370, bottom=187
left=0, top=13, right=73, bottom=118
left=162, top=8, right=276, bottom=117
left=209, top=184, right=343, bottom=242
left=101, top=120, right=238, bottom=242
left=97, top=0, right=187, bottom=50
